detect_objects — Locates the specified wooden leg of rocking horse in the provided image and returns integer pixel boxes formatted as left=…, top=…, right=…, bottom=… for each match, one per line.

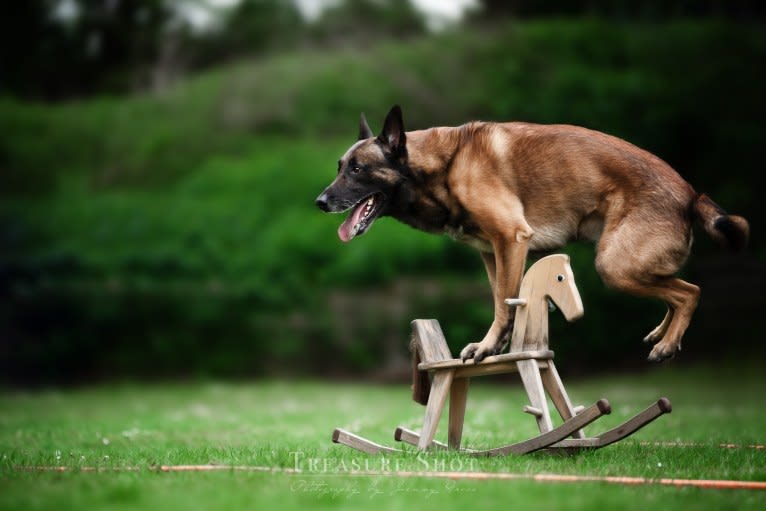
left=418, top=370, right=454, bottom=450
left=541, top=360, right=585, bottom=439
left=517, top=359, right=553, bottom=433
left=448, top=377, right=469, bottom=449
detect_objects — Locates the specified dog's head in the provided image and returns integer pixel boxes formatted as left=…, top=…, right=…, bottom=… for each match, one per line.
left=315, top=105, right=408, bottom=242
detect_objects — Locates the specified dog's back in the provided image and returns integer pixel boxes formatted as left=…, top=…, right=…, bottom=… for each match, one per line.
left=441, top=121, right=698, bottom=252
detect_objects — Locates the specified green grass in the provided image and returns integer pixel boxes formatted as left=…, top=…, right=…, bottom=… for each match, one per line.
left=1, top=366, right=765, bottom=510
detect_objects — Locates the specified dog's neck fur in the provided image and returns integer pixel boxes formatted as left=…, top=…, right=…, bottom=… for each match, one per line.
left=405, top=127, right=464, bottom=177
left=386, top=125, right=483, bottom=239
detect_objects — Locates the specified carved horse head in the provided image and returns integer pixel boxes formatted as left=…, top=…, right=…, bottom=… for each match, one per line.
left=540, top=255, right=584, bottom=322
left=510, top=254, right=584, bottom=351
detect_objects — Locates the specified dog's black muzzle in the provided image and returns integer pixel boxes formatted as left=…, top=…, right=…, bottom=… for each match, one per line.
left=315, top=192, right=331, bottom=212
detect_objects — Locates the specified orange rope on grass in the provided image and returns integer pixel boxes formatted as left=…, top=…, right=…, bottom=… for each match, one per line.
left=16, top=465, right=766, bottom=491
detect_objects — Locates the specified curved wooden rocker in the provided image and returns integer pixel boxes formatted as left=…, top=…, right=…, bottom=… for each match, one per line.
left=332, top=254, right=671, bottom=456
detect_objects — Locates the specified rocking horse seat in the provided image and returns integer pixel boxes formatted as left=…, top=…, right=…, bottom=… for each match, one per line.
left=418, top=350, right=554, bottom=377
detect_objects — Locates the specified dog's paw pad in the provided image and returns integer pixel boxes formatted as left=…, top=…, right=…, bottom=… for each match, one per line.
left=473, top=344, right=503, bottom=364
left=647, top=344, right=677, bottom=362
left=460, top=343, right=479, bottom=362
left=643, top=332, right=659, bottom=344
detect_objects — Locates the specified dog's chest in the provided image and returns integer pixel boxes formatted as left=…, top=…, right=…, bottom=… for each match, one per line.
left=527, top=224, right=572, bottom=251
left=445, top=225, right=494, bottom=253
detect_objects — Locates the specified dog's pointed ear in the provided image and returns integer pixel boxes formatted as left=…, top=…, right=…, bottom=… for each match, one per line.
left=378, top=105, right=406, bottom=156
left=358, top=112, right=373, bottom=140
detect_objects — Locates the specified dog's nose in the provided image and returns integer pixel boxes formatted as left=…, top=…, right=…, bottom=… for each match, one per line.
left=315, top=193, right=330, bottom=212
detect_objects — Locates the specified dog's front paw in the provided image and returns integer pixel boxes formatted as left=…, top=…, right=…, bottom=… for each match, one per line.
left=460, top=342, right=480, bottom=363
left=460, top=341, right=503, bottom=364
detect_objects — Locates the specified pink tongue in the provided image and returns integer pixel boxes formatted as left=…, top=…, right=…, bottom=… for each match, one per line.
left=337, top=201, right=368, bottom=242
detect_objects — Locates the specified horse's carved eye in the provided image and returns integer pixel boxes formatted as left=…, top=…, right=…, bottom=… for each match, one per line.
left=556, top=274, right=565, bottom=282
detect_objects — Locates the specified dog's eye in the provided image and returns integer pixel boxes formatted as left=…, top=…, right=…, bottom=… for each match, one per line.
left=350, top=165, right=362, bottom=174
left=556, top=274, right=565, bottom=282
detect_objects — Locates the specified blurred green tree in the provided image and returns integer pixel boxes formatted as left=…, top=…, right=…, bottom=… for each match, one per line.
left=1, top=0, right=173, bottom=99
left=473, top=0, right=766, bottom=20
left=310, top=0, right=427, bottom=46
left=186, top=0, right=306, bottom=68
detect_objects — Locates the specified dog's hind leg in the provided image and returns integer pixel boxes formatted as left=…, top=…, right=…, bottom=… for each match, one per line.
left=647, top=278, right=699, bottom=360
left=595, top=217, right=699, bottom=361
left=610, top=275, right=699, bottom=361
left=643, top=307, right=673, bottom=344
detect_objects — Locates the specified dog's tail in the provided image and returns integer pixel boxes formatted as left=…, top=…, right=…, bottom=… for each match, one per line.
left=693, top=193, right=749, bottom=251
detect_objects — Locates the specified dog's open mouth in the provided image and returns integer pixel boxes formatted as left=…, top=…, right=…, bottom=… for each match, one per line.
left=337, top=193, right=385, bottom=242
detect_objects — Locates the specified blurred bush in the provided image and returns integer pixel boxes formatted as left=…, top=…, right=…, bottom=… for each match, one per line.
left=1, top=19, right=764, bottom=383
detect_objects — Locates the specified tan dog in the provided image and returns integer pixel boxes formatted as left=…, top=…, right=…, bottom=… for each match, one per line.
left=315, top=106, right=749, bottom=362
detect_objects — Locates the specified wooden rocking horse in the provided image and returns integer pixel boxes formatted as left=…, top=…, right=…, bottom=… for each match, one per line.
left=332, top=254, right=671, bottom=455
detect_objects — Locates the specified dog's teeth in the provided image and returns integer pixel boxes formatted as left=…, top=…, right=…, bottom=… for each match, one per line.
left=367, top=198, right=373, bottom=205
